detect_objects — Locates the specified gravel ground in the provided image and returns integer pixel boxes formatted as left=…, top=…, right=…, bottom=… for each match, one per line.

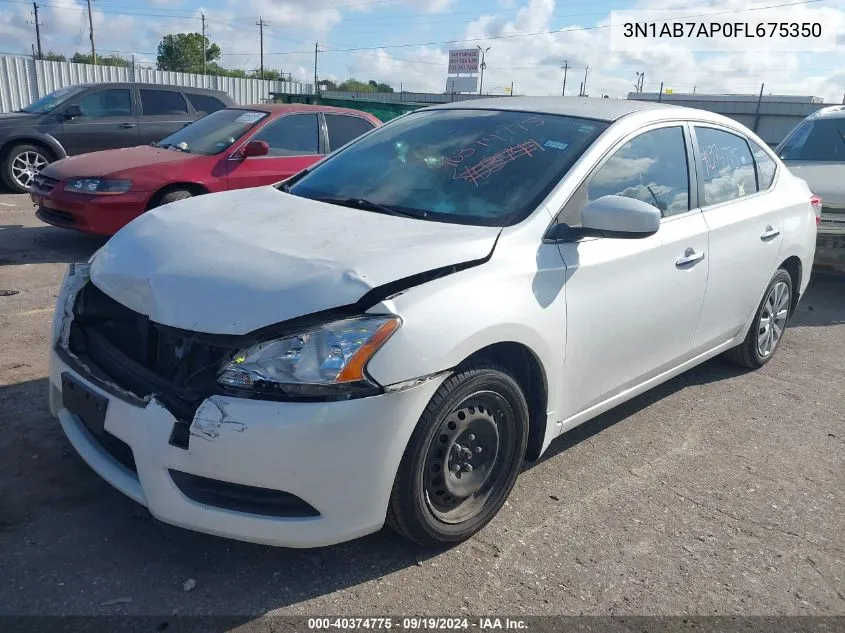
left=0, top=191, right=843, bottom=623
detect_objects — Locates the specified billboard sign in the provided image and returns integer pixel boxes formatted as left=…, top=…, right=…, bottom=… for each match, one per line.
left=448, top=49, right=479, bottom=74
left=446, top=76, right=478, bottom=93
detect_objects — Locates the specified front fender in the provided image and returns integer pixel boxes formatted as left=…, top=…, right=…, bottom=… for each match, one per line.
left=1, top=130, right=66, bottom=159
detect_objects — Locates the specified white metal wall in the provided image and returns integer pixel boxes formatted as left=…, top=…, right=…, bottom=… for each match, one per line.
left=0, top=55, right=312, bottom=113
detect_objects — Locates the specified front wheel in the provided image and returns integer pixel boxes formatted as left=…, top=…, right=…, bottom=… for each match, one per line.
left=724, top=269, right=793, bottom=369
left=2, top=144, right=51, bottom=193
left=386, top=362, right=529, bottom=547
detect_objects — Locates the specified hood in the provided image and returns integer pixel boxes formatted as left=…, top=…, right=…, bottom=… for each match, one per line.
left=43, top=145, right=198, bottom=179
left=0, top=111, right=38, bottom=126
left=90, top=187, right=501, bottom=335
left=783, top=162, right=845, bottom=207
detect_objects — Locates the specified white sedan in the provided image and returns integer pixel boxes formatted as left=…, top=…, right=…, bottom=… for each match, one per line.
left=49, top=97, right=818, bottom=548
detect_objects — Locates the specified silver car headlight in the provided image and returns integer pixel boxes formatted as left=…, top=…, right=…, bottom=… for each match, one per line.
left=217, top=315, right=401, bottom=398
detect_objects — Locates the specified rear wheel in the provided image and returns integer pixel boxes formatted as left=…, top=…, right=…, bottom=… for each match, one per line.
left=386, top=362, right=529, bottom=547
left=724, top=269, right=793, bottom=369
left=2, top=144, right=51, bottom=193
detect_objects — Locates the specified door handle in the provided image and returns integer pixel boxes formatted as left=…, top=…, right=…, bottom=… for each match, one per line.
left=760, top=225, right=780, bottom=241
left=118, top=122, right=136, bottom=129
left=675, top=247, right=706, bottom=267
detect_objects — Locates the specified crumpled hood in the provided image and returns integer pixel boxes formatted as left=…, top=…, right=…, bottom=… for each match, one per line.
left=784, top=162, right=845, bottom=206
left=91, top=186, right=501, bottom=334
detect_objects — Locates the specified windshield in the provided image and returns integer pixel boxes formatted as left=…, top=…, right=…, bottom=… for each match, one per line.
left=21, top=86, right=85, bottom=114
left=155, top=108, right=269, bottom=155
left=777, top=116, right=845, bottom=162
left=286, top=109, right=609, bottom=226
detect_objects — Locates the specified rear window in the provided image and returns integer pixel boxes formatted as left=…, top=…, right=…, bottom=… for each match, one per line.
left=186, top=93, right=227, bottom=116
left=325, top=114, right=376, bottom=150
left=140, top=89, right=189, bottom=116
left=777, top=116, right=845, bottom=162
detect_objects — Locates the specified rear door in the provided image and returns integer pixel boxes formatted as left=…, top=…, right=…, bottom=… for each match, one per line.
left=137, top=88, right=194, bottom=146
left=690, top=124, right=785, bottom=353
left=226, top=113, right=322, bottom=190
left=324, top=113, right=376, bottom=152
left=60, top=87, right=138, bottom=155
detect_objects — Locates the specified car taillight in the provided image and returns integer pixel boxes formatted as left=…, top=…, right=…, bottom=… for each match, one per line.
left=810, top=195, right=823, bottom=225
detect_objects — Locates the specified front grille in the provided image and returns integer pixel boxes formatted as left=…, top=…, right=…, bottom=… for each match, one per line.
left=31, top=173, right=59, bottom=193
left=169, top=470, right=320, bottom=517
left=68, top=283, right=234, bottom=422
left=37, top=207, right=76, bottom=225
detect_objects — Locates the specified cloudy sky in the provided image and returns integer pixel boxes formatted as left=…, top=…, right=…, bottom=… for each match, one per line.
left=1, top=0, right=844, bottom=100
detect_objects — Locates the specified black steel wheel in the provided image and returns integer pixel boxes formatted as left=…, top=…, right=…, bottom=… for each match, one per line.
left=386, top=362, right=529, bottom=547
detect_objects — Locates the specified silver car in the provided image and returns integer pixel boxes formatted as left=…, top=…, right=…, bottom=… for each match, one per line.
left=776, top=106, right=845, bottom=272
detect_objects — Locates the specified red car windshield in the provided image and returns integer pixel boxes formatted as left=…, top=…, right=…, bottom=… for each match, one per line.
left=155, top=109, right=269, bottom=155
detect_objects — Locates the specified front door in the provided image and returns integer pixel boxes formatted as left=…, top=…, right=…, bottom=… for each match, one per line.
left=60, top=87, right=138, bottom=155
left=556, top=124, right=710, bottom=421
left=690, top=125, right=785, bottom=352
left=227, top=113, right=322, bottom=189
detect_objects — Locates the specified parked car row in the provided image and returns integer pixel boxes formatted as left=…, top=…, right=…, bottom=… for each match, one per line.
left=0, top=82, right=235, bottom=193
left=46, top=96, right=819, bottom=548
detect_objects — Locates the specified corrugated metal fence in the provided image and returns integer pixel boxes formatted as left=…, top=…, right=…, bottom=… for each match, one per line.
left=0, top=55, right=312, bottom=113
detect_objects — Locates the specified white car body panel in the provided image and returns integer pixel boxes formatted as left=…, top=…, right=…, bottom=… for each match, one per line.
left=49, top=100, right=818, bottom=547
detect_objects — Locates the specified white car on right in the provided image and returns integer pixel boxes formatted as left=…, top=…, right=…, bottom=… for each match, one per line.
left=776, top=105, right=845, bottom=272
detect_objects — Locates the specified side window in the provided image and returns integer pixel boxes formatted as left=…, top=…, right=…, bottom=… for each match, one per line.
left=140, top=90, right=189, bottom=116
left=749, top=138, right=777, bottom=190
left=693, top=127, right=758, bottom=206
left=186, top=93, right=226, bottom=116
left=587, top=126, right=690, bottom=217
left=325, top=114, right=375, bottom=150
left=76, top=89, right=132, bottom=118
left=252, top=114, right=319, bottom=156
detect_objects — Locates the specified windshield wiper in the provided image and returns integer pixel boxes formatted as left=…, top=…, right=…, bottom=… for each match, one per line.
left=316, top=197, right=427, bottom=219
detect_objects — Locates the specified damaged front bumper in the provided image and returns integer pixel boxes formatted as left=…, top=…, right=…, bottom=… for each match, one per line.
left=49, top=265, right=446, bottom=547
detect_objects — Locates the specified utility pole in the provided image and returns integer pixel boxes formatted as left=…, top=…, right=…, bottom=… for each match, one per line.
left=314, top=42, right=319, bottom=96
left=561, top=60, right=568, bottom=96
left=752, top=83, right=764, bottom=132
left=477, top=45, right=490, bottom=95
left=86, top=0, right=96, bottom=65
left=658, top=81, right=664, bottom=102
left=201, top=13, right=207, bottom=76
left=582, top=66, right=589, bottom=96
left=510, top=80, right=514, bottom=96
left=31, top=2, right=43, bottom=60
left=256, top=16, right=266, bottom=79
left=635, top=71, right=645, bottom=92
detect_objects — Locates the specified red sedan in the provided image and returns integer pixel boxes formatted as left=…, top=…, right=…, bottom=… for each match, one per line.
left=30, top=104, right=381, bottom=236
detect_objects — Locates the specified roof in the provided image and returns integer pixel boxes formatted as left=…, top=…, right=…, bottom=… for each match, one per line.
left=236, top=103, right=379, bottom=116
left=70, top=82, right=228, bottom=95
left=808, top=105, right=845, bottom=119
left=425, top=96, right=676, bottom=122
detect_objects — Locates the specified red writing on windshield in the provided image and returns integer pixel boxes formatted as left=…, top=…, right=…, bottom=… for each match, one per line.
left=454, top=139, right=545, bottom=186
left=443, top=116, right=545, bottom=168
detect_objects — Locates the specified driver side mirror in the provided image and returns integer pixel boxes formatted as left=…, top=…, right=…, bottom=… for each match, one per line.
left=240, top=140, right=269, bottom=158
left=63, top=104, right=83, bottom=120
left=546, top=195, right=661, bottom=241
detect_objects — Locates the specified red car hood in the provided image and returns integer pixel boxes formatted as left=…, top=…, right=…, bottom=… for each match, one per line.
left=43, top=145, right=199, bottom=179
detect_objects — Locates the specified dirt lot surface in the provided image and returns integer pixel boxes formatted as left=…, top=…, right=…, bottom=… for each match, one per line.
left=1, top=191, right=843, bottom=622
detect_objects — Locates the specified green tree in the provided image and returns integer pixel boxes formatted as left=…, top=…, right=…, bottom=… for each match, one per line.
left=71, top=52, right=130, bottom=67
left=318, top=79, right=337, bottom=91
left=336, top=78, right=393, bottom=93
left=42, top=51, right=66, bottom=62
left=156, top=33, right=221, bottom=73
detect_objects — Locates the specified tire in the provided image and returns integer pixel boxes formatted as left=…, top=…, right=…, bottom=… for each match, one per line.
left=2, top=143, right=52, bottom=193
left=386, top=362, right=529, bottom=547
left=723, top=269, right=793, bottom=369
left=154, top=188, right=193, bottom=208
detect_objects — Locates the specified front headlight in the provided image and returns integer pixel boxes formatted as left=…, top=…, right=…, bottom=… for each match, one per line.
left=217, top=316, right=401, bottom=398
left=64, top=179, right=132, bottom=194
